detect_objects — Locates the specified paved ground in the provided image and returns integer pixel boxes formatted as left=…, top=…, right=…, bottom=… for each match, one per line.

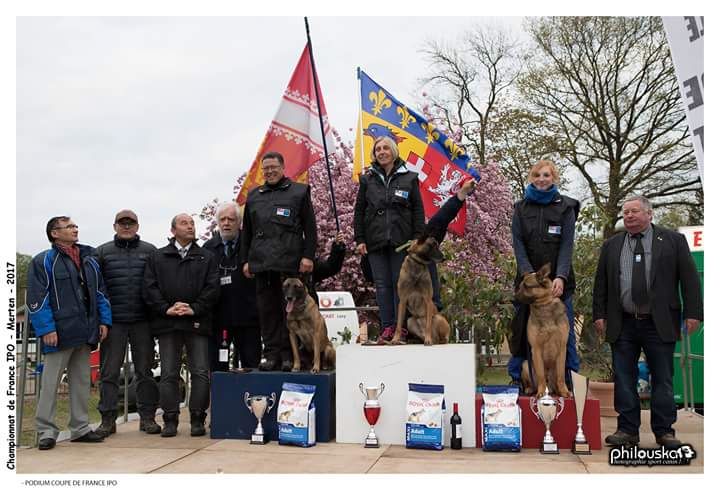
left=16, top=409, right=703, bottom=474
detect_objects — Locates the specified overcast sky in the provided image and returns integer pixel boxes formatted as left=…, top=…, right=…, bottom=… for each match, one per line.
left=15, top=16, right=526, bottom=255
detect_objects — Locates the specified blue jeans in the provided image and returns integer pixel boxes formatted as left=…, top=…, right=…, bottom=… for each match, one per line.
left=612, top=316, right=676, bottom=437
left=368, top=248, right=406, bottom=328
left=508, top=296, right=580, bottom=381
left=157, top=331, right=209, bottom=416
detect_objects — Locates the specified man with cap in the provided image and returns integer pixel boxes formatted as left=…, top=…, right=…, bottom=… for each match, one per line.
left=94, top=210, right=161, bottom=437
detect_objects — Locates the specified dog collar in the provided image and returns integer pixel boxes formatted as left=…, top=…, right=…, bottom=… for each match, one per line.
left=408, top=253, right=431, bottom=265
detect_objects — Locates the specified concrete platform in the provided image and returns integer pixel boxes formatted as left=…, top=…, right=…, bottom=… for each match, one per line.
left=15, top=408, right=703, bottom=474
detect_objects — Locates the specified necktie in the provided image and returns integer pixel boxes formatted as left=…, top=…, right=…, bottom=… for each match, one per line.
left=631, top=233, right=649, bottom=306
left=224, top=242, right=234, bottom=258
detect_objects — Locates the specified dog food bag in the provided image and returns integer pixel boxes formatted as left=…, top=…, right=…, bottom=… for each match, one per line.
left=277, top=382, right=316, bottom=448
left=481, top=385, right=522, bottom=451
left=405, top=383, right=445, bottom=450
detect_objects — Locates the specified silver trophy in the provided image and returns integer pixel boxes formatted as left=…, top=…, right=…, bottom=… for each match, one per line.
left=244, top=392, right=277, bottom=444
left=530, top=387, right=565, bottom=454
left=359, top=382, right=385, bottom=448
left=570, top=371, right=592, bottom=454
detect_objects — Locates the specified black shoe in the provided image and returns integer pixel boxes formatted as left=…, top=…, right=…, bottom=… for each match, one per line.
left=280, top=359, right=293, bottom=372
left=71, top=431, right=105, bottom=443
left=38, top=438, right=56, bottom=450
left=656, top=433, right=683, bottom=449
left=161, top=414, right=179, bottom=438
left=95, top=411, right=117, bottom=438
left=258, top=358, right=279, bottom=371
left=140, top=417, right=162, bottom=434
left=190, top=411, right=207, bottom=437
left=605, top=430, right=639, bottom=446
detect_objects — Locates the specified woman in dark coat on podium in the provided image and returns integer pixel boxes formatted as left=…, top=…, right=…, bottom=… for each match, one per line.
left=507, top=160, right=580, bottom=385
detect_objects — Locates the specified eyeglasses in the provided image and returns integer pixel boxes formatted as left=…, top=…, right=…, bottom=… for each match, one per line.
left=116, top=221, right=138, bottom=228
left=262, top=165, right=282, bottom=172
left=53, top=224, right=79, bottom=230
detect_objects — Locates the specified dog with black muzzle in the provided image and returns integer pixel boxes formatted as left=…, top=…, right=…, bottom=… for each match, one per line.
left=391, top=235, right=450, bottom=346
left=515, top=263, right=571, bottom=398
left=282, top=277, right=336, bottom=374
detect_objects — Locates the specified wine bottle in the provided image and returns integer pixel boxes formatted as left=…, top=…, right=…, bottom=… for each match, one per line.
left=218, top=330, right=230, bottom=372
left=450, top=402, right=462, bottom=449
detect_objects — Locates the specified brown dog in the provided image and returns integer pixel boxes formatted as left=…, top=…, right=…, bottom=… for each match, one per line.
left=391, top=236, right=450, bottom=346
left=515, top=263, right=571, bottom=398
left=283, top=277, right=336, bottom=374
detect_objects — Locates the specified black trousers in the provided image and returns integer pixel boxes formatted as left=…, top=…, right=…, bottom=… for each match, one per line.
left=208, top=324, right=262, bottom=371
left=612, top=316, right=677, bottom=437
left=157, top=331, right=209, bottom=416
left=97, top=320, right=158, bottom=418
left=255, top=271, right=290, bottom=363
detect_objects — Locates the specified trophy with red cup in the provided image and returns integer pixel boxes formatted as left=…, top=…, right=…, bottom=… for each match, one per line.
left=359, top=382, right=385, bottom=448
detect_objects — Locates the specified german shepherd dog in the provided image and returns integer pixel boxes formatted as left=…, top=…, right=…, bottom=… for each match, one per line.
left=391, top=236, right=450, bottom=346
left=283, top=277, right=336, bottom=374
left=515, top=263, right=571, bottom=398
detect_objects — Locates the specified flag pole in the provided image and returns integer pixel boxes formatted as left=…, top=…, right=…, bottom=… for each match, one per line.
left=357, top=67, right=366, bottom=172
left=304, top=17, right=340, bottom=234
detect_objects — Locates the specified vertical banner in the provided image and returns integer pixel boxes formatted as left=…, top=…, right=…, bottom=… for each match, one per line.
left=236, top=45, right=335, bottom=206
left=662, top=16, right=704, bottom=185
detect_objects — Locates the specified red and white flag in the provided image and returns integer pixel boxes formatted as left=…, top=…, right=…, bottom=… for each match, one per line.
left=237, top=45, right=335, bottom=205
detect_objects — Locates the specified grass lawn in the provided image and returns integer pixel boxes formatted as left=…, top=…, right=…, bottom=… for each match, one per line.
left=20, top=387, right=101, bottom=447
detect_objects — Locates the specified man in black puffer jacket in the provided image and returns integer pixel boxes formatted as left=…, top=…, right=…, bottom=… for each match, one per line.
left=143, top=213, right=220, bottom=437
left=95, top=210, right=160, bottom=437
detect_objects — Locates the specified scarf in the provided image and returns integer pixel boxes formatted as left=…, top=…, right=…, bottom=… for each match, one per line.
left=524, top=183, right=559, bottom=205
left=56, top=243, right=81, bottom=270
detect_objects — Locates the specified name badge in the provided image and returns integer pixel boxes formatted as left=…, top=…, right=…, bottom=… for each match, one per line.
left=548, top=225, right=562, bottom=235
left=220, top=275, right=232, bottom=286
left=193, top=322, right=200, bottom=329
left=394, top=189, right=409, bottom=199
left=276, top=207, right=291, bottom=217
left=635, top=254, right=642, bottom=263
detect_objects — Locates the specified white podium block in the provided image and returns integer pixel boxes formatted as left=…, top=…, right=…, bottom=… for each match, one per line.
left=335, top=343, right=476, bottom=447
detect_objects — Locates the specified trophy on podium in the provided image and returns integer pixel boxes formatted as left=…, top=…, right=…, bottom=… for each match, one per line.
left=530, top=387, right=565, bottom=454
left=570, top=371, right=592, bottom=454
left=244, top=392, right=276, bottom=444
left=359, top=382, right=385, bottom=448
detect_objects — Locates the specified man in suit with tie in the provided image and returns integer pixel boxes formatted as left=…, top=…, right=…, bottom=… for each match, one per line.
left=203, top=202, right=261, bottom=372
left=593, top=195, right=702, bottom=449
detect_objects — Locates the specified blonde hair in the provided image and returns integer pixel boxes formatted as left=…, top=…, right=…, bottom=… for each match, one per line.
left=372, top=136, right=399, bottom=163
left=528, top=160, right=560, bottom=184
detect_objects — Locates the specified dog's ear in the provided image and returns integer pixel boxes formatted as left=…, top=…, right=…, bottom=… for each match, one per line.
left=536, top=263, right=552, bottom=281
left=428, top=238, right=445, bottom=263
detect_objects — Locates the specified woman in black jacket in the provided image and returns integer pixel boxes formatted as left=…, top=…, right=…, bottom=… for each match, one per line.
left=354, top=136, right=425, bottom=343
left=507, top=160, right=580, bottom=385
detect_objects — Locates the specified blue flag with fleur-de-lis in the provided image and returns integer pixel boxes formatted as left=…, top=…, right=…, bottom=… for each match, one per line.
left=353, top=69, right=480, bottom=235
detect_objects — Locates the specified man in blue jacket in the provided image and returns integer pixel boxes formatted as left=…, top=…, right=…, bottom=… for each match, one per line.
left=27, top=216, right=112, bottom=450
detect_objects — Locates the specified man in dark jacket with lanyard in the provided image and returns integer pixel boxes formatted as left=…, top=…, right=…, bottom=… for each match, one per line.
left=593, top=195, right=702, bottom=449
left=143, top=213, right=220, bottom=437
left=204, top=202, right=261, bottom=371
left=241, top=151, right=318, bottom=372
left=27, top=216, right=112, bottom=450
left=95, top=209, right=160, bottom=437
